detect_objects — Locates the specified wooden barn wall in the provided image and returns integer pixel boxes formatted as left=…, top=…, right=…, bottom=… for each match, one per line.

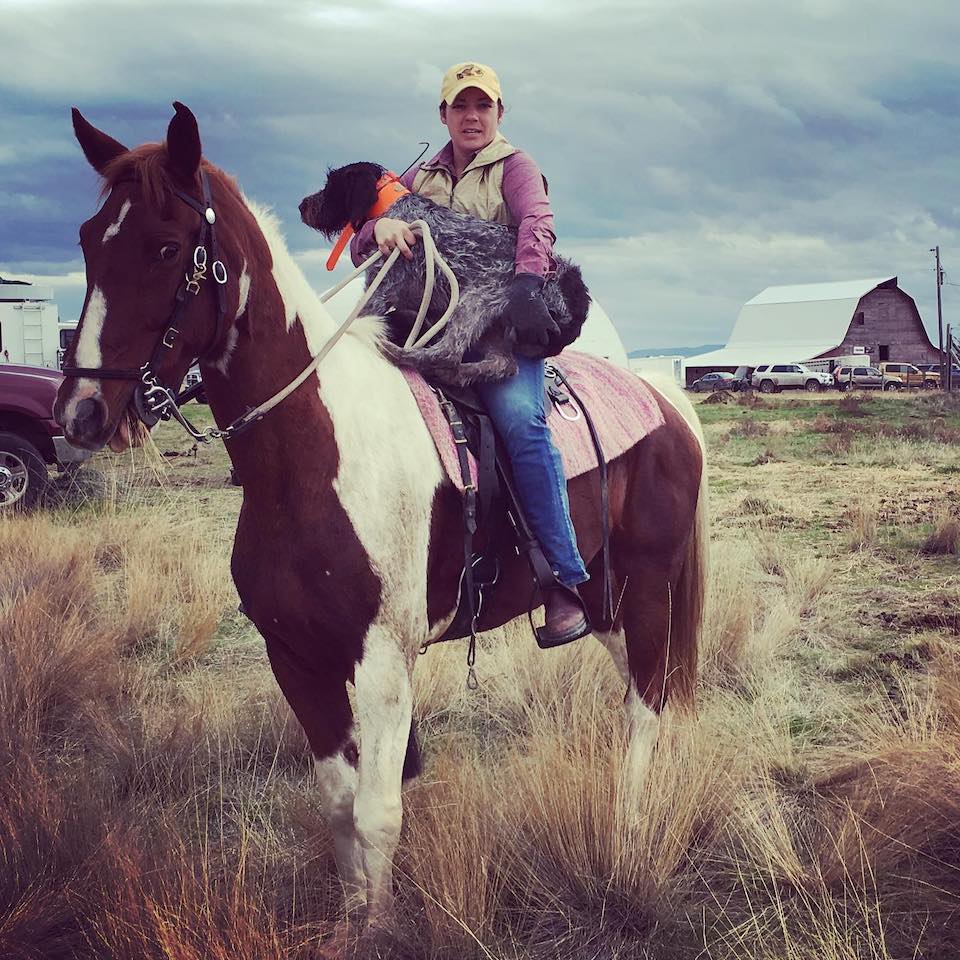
left=833, top=289, right=938, bottom=365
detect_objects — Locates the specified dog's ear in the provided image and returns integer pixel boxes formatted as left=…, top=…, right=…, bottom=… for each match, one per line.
left=340, top=163, right=384, bottom=231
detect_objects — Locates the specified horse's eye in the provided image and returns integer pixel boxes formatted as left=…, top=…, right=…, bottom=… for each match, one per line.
left=159, top=243, right=180, bottom=261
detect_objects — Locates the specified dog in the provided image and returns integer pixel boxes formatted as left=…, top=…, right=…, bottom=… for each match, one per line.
left=299, top=162, right=591, bottom=386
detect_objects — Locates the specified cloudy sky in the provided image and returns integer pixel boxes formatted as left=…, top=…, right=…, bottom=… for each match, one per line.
left=2, top=0, right=958, bottom=352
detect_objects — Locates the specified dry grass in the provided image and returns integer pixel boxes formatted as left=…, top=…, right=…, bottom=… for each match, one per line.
left=844, top=496, right=879, bottom=552
left=922, top=512, right=960, bottom=555
left=2, top=394, right=960, bottom=959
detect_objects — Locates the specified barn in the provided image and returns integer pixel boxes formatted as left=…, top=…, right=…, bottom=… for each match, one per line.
left=684, top=277, right=938, bottom=386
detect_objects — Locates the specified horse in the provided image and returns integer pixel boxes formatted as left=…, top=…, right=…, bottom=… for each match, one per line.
left=55, top=102, right=708, bottom=932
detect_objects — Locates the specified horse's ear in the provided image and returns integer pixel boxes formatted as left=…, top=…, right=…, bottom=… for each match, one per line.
left=166, top=101, right=202, bottom=184
left=72, top=108, right=128, bottom=174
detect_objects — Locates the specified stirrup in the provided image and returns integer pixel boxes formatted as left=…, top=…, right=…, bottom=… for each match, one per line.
left=535, top=585, right=592, bottom=649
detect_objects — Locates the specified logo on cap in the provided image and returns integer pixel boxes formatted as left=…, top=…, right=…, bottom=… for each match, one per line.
left=457, top=64, right=484, bottom=80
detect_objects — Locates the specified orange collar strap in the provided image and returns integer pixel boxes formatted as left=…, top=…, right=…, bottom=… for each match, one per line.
left=326, top=172, right=411, bottom=271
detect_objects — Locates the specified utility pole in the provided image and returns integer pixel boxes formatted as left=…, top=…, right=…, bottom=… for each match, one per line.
left=932, top=245, right=945, bottom=384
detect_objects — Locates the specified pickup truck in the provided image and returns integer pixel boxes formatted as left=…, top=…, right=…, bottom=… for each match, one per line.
left=878, top=362, right=938, bottom=389
left=0, top=364, right=91, bottom=509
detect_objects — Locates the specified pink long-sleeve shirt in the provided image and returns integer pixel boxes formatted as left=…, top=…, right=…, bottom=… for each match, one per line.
left=349, top=141, right=557, bottom=277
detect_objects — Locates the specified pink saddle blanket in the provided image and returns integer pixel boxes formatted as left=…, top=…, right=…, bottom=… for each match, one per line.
left=402, top=350, right=665, bottom=491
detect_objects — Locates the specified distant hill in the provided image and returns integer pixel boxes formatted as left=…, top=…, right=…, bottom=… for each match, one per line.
left=628, top=344, right=723, bottom=358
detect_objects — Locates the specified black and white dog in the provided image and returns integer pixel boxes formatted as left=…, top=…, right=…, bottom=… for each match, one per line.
left=299, top=162, right=591, bottom=386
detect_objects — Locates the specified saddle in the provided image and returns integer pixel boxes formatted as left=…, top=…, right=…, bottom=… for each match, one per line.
left=425, top=364, right=616, bottom=676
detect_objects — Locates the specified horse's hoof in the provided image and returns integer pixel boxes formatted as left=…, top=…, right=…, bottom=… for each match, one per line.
left=317, top=918, right=359, bottom=959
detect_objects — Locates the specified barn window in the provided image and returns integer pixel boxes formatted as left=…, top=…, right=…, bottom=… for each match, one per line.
left=854, top=311, right=865, bottom=325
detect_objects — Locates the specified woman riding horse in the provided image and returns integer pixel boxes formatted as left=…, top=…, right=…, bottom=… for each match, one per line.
left=351, top=62, right=591, bottom=647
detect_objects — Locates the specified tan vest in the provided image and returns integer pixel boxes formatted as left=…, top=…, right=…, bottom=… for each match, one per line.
left=412, top=133, right=517, bottom=225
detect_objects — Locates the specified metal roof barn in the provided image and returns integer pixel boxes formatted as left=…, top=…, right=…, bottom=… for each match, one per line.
left=684, top=276, right=938, bottom=384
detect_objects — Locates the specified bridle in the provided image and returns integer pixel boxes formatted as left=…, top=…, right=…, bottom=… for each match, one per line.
left=62, top=169, right=229, bottom=434
left=61, top=173, right=463, bottom=446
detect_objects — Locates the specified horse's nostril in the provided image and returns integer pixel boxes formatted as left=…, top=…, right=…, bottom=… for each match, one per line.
left=74, top=396, right=106, bottom=436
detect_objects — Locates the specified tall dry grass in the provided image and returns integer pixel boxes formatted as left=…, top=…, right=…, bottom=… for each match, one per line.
left=4, top=476, right=960, bottom=958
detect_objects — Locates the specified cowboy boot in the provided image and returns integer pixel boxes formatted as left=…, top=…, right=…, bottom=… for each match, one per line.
left=537, top=585, right=591, bottom=649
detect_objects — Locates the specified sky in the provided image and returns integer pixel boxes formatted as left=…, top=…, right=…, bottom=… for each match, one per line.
left=2, top=0, right=959, bottom=353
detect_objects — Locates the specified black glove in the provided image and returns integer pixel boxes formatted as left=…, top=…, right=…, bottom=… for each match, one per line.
left=505, top=273, right=560, bottom=347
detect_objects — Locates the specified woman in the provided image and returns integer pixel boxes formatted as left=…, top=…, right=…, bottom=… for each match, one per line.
left=350, top=61, right=589, bottom=646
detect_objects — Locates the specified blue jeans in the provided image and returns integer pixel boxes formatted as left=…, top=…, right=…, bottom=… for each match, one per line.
left=475, top=355, right=589, bottom=588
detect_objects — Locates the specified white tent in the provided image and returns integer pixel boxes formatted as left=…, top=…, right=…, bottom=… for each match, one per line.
left=685, top=276, right=895, bottom=369
left=320, top=275, right=629, bottom=367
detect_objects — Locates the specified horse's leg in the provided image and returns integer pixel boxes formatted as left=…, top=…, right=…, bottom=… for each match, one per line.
left=582, top=571, right=661, bottom=778
left=352, top=624, right=413, bottom=928
left=315, top=746, right=365, bottom=913
left=618, top=569, right=670, bottom=780
left=262, top=634, right=365, bottom=912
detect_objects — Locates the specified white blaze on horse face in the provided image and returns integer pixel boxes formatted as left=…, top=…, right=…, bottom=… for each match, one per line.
left=64, top=285, right=107, bottom=421
left=101, top=199, right=131, bottom=243
left=75, top=286, right=106, bottom=368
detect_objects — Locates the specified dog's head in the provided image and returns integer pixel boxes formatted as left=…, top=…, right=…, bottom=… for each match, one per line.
left=299, top=161, right=386, bottom=239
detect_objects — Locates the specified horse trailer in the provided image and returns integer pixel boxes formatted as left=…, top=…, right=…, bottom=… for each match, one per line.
left=0, top=278, right=77, bottom=370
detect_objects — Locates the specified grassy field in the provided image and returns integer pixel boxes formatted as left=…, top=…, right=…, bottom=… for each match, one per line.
left=2, top=388, right=959, bottom=959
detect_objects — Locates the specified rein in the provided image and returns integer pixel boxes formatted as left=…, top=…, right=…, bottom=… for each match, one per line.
left=63, top=170, right=461, bottom=445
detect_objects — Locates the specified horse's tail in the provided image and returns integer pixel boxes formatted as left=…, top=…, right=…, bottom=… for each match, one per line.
left=668, top=452, right=707, bottom=708
left=402, top=717, right=422, bottom=780
left=646, top=376, right=708, bottom=710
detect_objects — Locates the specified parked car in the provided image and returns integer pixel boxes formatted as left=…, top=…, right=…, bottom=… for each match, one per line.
left=690, top=371, right=738, bottom=393
left=750, top=363, right=834, bottom=393
left=833, top=365, right=894, bottom=391
left=878, top=362, right=938, bottom=389
left=0, top=364, right=91, bottom=509
left=916, top=362, right=960, bottom=387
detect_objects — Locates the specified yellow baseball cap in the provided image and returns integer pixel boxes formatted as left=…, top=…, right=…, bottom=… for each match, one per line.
left=441, top=62, right=502, bottom=105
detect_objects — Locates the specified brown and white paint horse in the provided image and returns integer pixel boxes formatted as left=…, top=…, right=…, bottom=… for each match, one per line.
left=56, top=103, right=708, bottom=930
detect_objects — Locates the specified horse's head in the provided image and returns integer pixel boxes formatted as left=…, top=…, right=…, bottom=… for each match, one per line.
left=57, top=102, right=246, bottom=451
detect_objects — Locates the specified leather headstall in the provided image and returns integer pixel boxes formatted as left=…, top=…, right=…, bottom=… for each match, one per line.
left=62, top=169, right=229, bottom=427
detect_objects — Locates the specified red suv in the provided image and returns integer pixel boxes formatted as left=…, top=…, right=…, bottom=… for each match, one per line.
left=0, top=364, right=91, bottom=509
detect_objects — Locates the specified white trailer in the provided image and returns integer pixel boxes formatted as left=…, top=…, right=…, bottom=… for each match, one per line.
left=802, top=353, right=864, bottom=375
left=0, top=279, right=76, bottom=369
left=629, top=355, right=683, bottom=383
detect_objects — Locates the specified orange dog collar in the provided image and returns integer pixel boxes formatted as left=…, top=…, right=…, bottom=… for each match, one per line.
left=326, top=171, right=411, bottom=271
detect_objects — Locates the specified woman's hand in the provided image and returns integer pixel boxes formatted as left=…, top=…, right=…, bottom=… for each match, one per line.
left=374, top=217, right=417, bottom=260
left=505, top=273, right=560, bottom=346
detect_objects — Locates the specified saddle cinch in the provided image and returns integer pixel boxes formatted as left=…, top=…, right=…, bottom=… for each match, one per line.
left=422, top=362, right=616, bottom=673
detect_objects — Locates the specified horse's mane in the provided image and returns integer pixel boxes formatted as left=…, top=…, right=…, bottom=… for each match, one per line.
left=100, top=143, right=240, bottom=208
